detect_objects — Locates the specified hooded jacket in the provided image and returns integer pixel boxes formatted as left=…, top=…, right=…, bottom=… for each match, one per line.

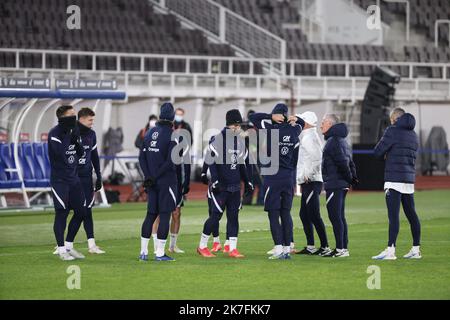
left=322, top=123, right=357, bottom=190
left=374, top=113, right=418, bottom=183
left=297, top=127, right=323, bottom=184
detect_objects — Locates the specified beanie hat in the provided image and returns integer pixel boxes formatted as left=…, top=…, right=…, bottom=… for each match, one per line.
left=271, top=103, right=288, bottom=117
left=160, top=102, right=175, bottom=121
left=226, top=109, right=243, bottom=126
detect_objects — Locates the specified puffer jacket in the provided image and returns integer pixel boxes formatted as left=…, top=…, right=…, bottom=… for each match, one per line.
left=322, top=123, right=357, bottom=190
left=373, top=113, right=418, bottom=183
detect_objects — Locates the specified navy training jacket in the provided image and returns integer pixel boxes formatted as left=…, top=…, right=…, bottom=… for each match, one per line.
left=322, top=123, right=357, bottom=190
left=373, top=113, right=418, bottom=183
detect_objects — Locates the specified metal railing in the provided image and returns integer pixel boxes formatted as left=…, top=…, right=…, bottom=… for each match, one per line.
left=157, top=0, right=287, bottom=61
left=1, top=48, right=449, bottom=80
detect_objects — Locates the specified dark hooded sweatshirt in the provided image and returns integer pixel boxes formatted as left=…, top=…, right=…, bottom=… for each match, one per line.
left=322, top=123, right=357, bottom=190
left=374, top=113, right=418, bottom=183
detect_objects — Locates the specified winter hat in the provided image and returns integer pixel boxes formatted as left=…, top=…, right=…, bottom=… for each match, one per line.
left=160, top=102, right=175, bottom=121
left=298, top=111, right=318, bottom=126
left=271, top=103, right=288, bottom=116
left=226, top=109, right=243, bottom=126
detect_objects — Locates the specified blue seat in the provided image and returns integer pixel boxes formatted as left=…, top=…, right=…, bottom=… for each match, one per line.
left=33, top=142, right=51, bottom=183
left=0, top=143, right=22, bottom=189
left=22, top=143, right=49, bottom=188
left=11, top=143, right=36, bottom=188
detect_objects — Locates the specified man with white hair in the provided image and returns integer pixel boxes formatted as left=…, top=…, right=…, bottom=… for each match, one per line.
left=320, top=113, right=358, bottom=258
left=296, top=111, right=331, bottom=256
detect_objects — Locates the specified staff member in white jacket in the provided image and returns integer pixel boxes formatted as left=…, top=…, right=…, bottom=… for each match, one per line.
left=296, top=112, right=331, bottom=256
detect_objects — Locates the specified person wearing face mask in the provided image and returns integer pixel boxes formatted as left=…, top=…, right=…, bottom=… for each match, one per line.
left=173, top=108, right=193, bottom=145
left=249, top=104, right=305, bottom=260
left=197, top=109, right=254, bottom=258
left=52, top=107, right=104, bottom=256
left=135, top=115, right=158, bottom=150
left=48, top=105, right=87, bottom=261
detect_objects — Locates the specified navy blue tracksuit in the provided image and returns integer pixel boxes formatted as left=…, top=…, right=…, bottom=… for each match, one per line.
left=322, top=123, right=357, bottom=250
left=77, top=123, right=101, bottom=240
left=201, top=128, right=249, bottom=239
left=249, top=112, right=305, bottom=247
left=374, top=113, right=421, bottom=247
left=48, top=124, right=86, bottom=247
left=201, top=162, right=219, bottom=238
left=139, top=121, right=178, bottom=240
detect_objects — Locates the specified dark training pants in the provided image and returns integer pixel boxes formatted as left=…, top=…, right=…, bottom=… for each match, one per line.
left=299, top=182, right=328, bottom=248
left=52, top=180, right=86, bottom=247
left=264, top=183, right=294, bottom=247
left=202, top=190, right=240, bottom=239
left=80, top=176, right=95, bottom=239
left=325, top=188, right=348, bottom=250
left=385, top=188, right=421, bottom=247
left=207, top=187, right=220, bottom=238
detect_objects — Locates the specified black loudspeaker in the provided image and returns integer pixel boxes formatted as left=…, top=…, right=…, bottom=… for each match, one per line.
left=360, top=67, right=400, bottom=144
left=352, top=144, right=385, bottom=191
left=360, top=105, right=390, bottom=144
left=371, top=66, right=401, bottom=84
left=366, top=79, right=396, bottom=97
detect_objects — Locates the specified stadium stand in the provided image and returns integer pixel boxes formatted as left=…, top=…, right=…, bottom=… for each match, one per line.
left=0, top=0, right=449, bottom=77
left=0, top=0, right=237, bottom=72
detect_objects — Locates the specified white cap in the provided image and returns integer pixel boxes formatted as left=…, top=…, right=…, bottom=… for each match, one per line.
left=297, top=111, right=318, bottom=126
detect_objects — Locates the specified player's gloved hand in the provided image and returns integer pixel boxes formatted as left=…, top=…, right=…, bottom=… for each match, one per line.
left=94, top=177, right=103, bottom=192
left=182, top=183, right=190, bottom=195
left=351, top=177, right=360, bottom=187
left=211, top=181, right=222, bottom=194
left=143, top=177, right=155, bottom=189
left=200, top=173, right=209, bottom=185
left=244, top=182, right=254, bottom=197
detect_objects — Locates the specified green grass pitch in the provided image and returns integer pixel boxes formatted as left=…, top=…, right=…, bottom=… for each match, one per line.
left=1, top=190, right=450, bottom=300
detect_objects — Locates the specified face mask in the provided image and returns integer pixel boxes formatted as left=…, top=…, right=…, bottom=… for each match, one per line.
left=174, top=115, right=183, bottom=122
left=58, top=116, right=77, bottom=131
left=149, top=120, right=157, bottom=128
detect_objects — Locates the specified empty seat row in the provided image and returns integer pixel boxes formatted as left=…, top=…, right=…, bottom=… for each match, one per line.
left=0, top=143, right=50, bottom=190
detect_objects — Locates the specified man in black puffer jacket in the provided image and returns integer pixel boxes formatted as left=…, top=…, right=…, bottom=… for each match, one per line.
left=320, top=114, right=358, bottom=258
left=372, top=108, right=422, bottom=260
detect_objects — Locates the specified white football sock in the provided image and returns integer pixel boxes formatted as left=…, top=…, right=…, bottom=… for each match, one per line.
left=412, top=246, right=420, bottom=253
left=140, top=237, right=149, bottom=255
left=229, top=237, right=237, bottom=251
left=152, top=234, right=157, bottom=252
left=169, top=233, right=178, bottom=249
left=290, top=242, right=295, bottom=249
left=88, top=238, right=96, bottom=249
left=199, top=233, right=210, bottom=249
left=213, top=236, right=220, bottom=243
left=274, top=245, right=283, bottom=256
left=58, top=246, right=67, bottom=254
left=307, top=245, right=316, bottom=251
left=387, top=245, right=396, bottom=255
left=283, top=246, right=290, bottom=254
left=65, top=241, right=73, bottom=250
left=224, top=239, right=230, bottom=246
left=156, top=239, right=167, bottom=257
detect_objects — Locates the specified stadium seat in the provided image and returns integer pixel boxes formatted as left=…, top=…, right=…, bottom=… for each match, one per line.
left=33, top=143, right=51, bottom=182
left=11, top=143, right=36, bottom=188
left=22, top=143, right=50, bottom=188
left=0, top=143, right=22, bottom=189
